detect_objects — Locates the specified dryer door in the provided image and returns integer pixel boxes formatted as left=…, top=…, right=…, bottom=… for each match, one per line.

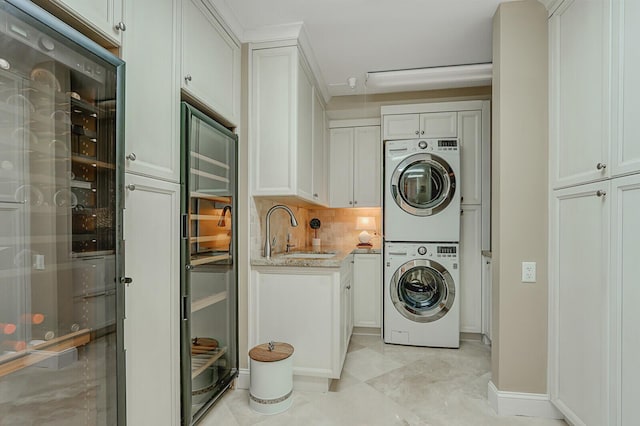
left=390, top=259, right=455, bottom=323
left=390, top=153, right=456, bottom=216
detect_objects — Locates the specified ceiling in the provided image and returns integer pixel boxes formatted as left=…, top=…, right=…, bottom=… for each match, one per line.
left=211, top=0, right=535, bottom=98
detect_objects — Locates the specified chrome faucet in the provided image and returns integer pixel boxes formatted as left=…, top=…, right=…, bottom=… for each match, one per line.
left=264, top=205, right=298, bottom=259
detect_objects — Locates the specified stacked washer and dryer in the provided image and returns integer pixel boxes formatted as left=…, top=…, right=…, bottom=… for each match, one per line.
left=383, top=137, right=461, bottom=348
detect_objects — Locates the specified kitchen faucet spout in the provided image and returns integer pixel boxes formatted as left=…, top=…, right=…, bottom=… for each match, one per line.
left=264, top=205, right=298, bottom=258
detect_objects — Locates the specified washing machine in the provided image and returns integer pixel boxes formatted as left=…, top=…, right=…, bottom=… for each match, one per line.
left=384, top=242, right=459, bottom=348
left=384, top=138, right=460, bottom=242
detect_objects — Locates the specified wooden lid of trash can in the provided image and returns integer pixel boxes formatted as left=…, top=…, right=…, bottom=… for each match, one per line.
left=249, top=342, right=294, bottom=362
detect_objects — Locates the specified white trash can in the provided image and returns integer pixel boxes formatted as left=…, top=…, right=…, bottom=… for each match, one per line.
left=249, top=341, right=294, bottom=415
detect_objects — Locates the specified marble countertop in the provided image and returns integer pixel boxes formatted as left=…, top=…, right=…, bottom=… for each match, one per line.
left=251, top=245, right=381, bottom=268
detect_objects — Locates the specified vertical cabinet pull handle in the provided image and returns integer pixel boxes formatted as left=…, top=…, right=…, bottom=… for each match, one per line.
left=181, top=214, right=188, bottom=239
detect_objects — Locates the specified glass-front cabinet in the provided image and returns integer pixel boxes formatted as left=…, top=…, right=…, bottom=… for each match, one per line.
left=0, top=1, right=124, bottom=424
left=180, top=103, right=238, bottom=425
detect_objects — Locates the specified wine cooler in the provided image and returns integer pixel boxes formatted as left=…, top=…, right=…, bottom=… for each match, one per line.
left=180, top=103, right=238, bottom=425
left=0, top=1, right=125, bottom=424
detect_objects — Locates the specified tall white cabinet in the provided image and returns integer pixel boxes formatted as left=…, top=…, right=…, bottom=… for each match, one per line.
left=549, top=0, right=640, bottom=424
left=123, top=175, right=180, bottom=425
left=122, top=0, right=180, bottom=183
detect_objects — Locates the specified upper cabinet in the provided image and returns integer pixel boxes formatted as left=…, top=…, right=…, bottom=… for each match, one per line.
left=383, top=112, right=457, bottom=140
left=41, top=0, right=124, bottom=45
left=458, top=110, right=483, bottom=205
left=328, top=122, right=381, bottom=208
left=611, top=0, right=640, bottom=177
left=251, top=44, right=327, bottom=205
left=182, top=0, right=241, bottom=126
left=121, top=0, right=180, bottom=182
left=549, top=0, right=610, bottom=188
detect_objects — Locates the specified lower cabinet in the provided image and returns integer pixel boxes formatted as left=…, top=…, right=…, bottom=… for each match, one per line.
left=481, top=254, right=492, bottom=344
left=550, top=180, right=610, bottom=426
left=353, top=253, right=381, bottom=328
left=250, top=256, right=353, bottom=389
left=460, top=205, right=482, bottom=333
left=123, top=174, right=180, bottom=425
left=611, top=174, right=640, bottom=426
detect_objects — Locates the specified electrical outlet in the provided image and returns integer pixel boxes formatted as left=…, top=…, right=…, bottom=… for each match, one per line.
left=522, top=261, right=536, bottom=283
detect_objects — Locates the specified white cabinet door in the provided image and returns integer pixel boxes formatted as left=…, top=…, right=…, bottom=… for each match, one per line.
left=49, top=0, right=123, bottom=45
left=550, top=181, right=610, bottom=426
left=611, top=0, right=640, bottom=177
left=250, top=268, right=342, bottom=379
left=328, top=128, right=354, bottom=208
left=353, top=126, right=381, bottom=207
left=419, top=112, right=457, bottom=138
left=353, top=254, right=381, bottom=328
left=121, top=0, right=179, bottom=182
left=550, top=0, right=610, bottom=188
left=382, top=114, right=419, bottom=140
left=460, top=205, right=482, bottom=333
left=611, top=174, right=640, bottom=426
left=296, top=62, right=313, bottom=201
left=251, top=46, right=297, bottom=195
left=312, top=90, right=326, bottom=204
left=123, top=174, right=180, bottom=425
left=182, top=0, right=240, bottom=125
left=458, top=110, right=482, bottom=205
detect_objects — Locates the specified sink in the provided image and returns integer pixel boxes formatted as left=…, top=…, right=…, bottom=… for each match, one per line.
left=281, top=251, right=337, bottom=259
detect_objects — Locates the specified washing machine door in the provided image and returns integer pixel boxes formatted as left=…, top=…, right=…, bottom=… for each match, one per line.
left=390, top=153, right=455, bottom=216
left=390, top=259, right=455, bottom=323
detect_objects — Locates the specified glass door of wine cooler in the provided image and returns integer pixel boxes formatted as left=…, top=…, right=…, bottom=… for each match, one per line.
left=180, top=103, right=238, bottom=425
left=0, top=1, right=124, bottom=424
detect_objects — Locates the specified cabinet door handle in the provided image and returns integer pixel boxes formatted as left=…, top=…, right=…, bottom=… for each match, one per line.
left=348, top=201, right=352, bottom=205
left=596, top=162, right=607, bottom=170
left=421, top=130, right=425, bottom=135
left=119, top=277, right=133, bottom=285
left=126, top=152, right=136, bottom=161
left=415, top=130, right=419, bottom=135
left=596, top=190, right=606, bottom=197
left=313, top=193, right=318, bottom=198
left=346, top=285, right=351, bottom=290
left=354, top=200, right=357, bottom=205
left=115, top=21, right=126, bottom=31
left=184, top=74, right=192, bottom=83
left=126, top=184, right=136, bottom=191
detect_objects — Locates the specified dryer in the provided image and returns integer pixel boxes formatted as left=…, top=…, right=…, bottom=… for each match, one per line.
left=384, top=242, right=459, bottom=348
left=384, top=138, right=460, bottom=242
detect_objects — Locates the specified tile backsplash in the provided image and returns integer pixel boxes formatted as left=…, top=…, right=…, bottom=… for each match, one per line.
left=250, top=197, right=381, bottom=258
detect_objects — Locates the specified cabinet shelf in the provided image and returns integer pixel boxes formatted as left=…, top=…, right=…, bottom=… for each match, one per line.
left=191, top=346, right=227, bottom=379
left=191, top=169, right=228, bottom=184
left=71, top=155, right=114, bottom=170
left=190, top=253, right=229, bottom=266
left=190, top=214, right=220, bottom=221
left=191, top=291, right=227, bottom=313
left=190, top=192, right=231, bottom=203
left=190, top=151, right=230, bottom=170
left=190, top=235, right=227, bottom=243
left=0, top=328, right=91, bottom=378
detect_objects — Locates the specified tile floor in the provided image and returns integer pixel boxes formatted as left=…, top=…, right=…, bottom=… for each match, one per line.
left=199, top=335, right=567, bottom=426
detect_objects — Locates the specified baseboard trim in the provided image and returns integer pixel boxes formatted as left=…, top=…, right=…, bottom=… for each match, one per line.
left=237, top=368, right=250, bottom=390
left=488, top=381, right=564, bottom=419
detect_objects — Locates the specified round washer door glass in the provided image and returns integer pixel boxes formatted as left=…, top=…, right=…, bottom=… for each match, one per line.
left=391, top=154, right=455, bottom=216
left=390, top=259, right=455, bottom=323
